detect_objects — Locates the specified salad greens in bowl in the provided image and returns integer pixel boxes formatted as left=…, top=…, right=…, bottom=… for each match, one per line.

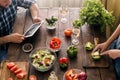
left=29, top=47, right=56, bottom=72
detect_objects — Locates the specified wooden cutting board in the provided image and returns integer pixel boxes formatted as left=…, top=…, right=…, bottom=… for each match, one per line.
left=0, top=61, right=29, bottom=80
left=82, top=51, right=110, bottom=68
left=81, top=25, right=110, bottom=68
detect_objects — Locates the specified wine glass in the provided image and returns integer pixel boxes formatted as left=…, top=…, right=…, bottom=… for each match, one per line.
left=72, top=27, right=80, bottom=45
left=59, top=1, right=68, bottom=23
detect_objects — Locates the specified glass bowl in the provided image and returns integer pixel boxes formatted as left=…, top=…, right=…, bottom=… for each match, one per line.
left=46, top=37, right=62, bottom=52
left=29, top=47, right=56, bottom=72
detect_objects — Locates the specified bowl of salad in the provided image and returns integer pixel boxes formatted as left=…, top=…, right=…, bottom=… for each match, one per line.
left=29, top=47, right=56, bottom=72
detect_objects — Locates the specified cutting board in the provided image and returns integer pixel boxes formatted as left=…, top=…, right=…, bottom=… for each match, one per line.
left=81, top=25, right=110, bottom=68
left=82, top=51, right=110, bottom=68
left=0, top=61, right=29, bottom=80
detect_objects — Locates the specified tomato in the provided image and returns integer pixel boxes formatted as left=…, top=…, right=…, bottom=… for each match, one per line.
left=14, top=68, right=22, bottom=74
left=16, top=72, right=27, bottom=79
left=29, top=75, right=37, bottom=80
left=10, top=65, right=18, bottom=72
left=6, top=62, right=15, bottom=69
left=7, top=78, right=13, bottom=80
left=64, top=28, right=72, bottom=37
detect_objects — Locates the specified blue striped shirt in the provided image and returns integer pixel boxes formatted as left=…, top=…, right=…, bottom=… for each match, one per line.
left=0, top=0, right=35, bottom=61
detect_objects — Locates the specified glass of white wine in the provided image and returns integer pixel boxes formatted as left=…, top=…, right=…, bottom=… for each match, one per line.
left=59, top=0, right=68, bottom=23
left=72, top=27, right=80, bottom=45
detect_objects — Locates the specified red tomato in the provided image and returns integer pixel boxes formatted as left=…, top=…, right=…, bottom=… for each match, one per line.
left=7, top=78, right=13, bottom=80
left=10, top=65, right=18, bottom=72
left=14, top=68, right=22, bottom=74
left=64, top=28, right=72, bottom=37
left=16, top=72, right=27, bottom=79
left=29, top=75, right=37, bottom=80
left=6, top=62, right=15, bottom=69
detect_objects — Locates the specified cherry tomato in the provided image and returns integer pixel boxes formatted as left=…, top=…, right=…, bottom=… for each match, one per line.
left=10, top=65, right=18, bottom=72
left=29, top=75, right=37, bottom=80
left=16, top=72, right=27, bottom=79
left=7, top=78, right=13, bottom=80
left=6, top=62, right=15, bottom=69
left=64, top=28, right=72, bottom=37
left=14, top=68, right=22, bottom=74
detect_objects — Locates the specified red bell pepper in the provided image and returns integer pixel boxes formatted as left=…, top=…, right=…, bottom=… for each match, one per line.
left=59, top=57, right=69, bottom=69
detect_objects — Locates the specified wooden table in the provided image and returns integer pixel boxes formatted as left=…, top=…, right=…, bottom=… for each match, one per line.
left=2, top=8, right=116, bottom=80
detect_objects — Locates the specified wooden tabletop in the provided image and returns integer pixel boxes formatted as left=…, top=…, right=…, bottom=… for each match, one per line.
left=1, top=8, right=116, bottom=80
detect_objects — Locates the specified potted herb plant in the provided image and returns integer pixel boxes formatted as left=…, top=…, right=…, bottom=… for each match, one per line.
left=45, top=16, right=58, bottom=30
left=79, top=0, right=115, bottom=33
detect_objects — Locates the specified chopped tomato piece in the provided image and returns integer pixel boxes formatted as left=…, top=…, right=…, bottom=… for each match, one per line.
left=29, top=75, right=37, bottom=80
left=14, top=68, right=22, bottom=74
left=16, top=72, right=27, bottom=79
left=6, top=62, right=15, bottom=69
left=10, top=65, right=18, bottom=72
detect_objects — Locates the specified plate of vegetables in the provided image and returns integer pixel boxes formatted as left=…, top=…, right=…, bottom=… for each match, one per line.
left=63, top=69, right=87, bottom=80
left=29, top=47, right=56, bottom=72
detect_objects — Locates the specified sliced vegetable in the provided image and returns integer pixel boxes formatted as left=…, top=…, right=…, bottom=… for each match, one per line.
left=6, top=62, right=15, bottom=69
left=14, top=68, right=22, bottom=74
left=91, top=50, right=101, bottom=60
left=10, top=65, right=18, bottom=72
left=16, top=72, right=27, bottom=79
left=50, top=37, right=61, bottom=49
left=84, top=42, right=94, bottom=50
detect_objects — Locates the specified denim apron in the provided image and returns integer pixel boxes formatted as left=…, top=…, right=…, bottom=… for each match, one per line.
left=110, top=35, right=120, bottom=80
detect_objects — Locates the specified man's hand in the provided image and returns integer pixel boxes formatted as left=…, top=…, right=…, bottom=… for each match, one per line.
left=7, top=33, right=25, bottom=43
left=33, top=17, right=41, bottom=23
left=101, top=49, right=120, bottom=59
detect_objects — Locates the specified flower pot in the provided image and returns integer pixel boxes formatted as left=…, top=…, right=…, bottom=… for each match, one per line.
left=46, top=23, right=56, bottom=30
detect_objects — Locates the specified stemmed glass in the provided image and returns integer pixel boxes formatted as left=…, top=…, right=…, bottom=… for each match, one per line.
left=72, top=27, right=80, bottom=45
left=59, top=0, right=68, bottom=23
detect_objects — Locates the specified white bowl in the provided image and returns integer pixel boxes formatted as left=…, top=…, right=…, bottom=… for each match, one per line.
left=46, top=25, right=56, bottom=30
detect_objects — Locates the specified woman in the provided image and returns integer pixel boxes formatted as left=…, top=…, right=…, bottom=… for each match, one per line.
left=93, top=24, right=120, bottom=80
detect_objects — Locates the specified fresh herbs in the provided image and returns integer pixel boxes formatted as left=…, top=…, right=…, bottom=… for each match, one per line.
left=79, top=0, right=115, bottom=32
left=45, top=16, right=58, bottom=26
left=72, top=19, right=82, bottom=28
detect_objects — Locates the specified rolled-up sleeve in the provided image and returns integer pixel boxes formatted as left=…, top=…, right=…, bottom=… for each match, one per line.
left=17, top=0, right=36, bottom=8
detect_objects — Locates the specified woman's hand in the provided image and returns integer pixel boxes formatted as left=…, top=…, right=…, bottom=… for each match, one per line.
left=101, top=49, right=120, bottom=59
left=7, top=33, right=25, bottom=43
left=93, top=42, right=108, bottom=53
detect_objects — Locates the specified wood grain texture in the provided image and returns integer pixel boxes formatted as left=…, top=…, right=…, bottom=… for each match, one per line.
left=0, top=61, right=29, bottom=80
left=4, top=8, right=115, bottom=80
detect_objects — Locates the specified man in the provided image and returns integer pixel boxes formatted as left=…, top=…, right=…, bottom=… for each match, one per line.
left=0, top=0, right=41, bottom=61
left=93, top=24, right=120, bottom=80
